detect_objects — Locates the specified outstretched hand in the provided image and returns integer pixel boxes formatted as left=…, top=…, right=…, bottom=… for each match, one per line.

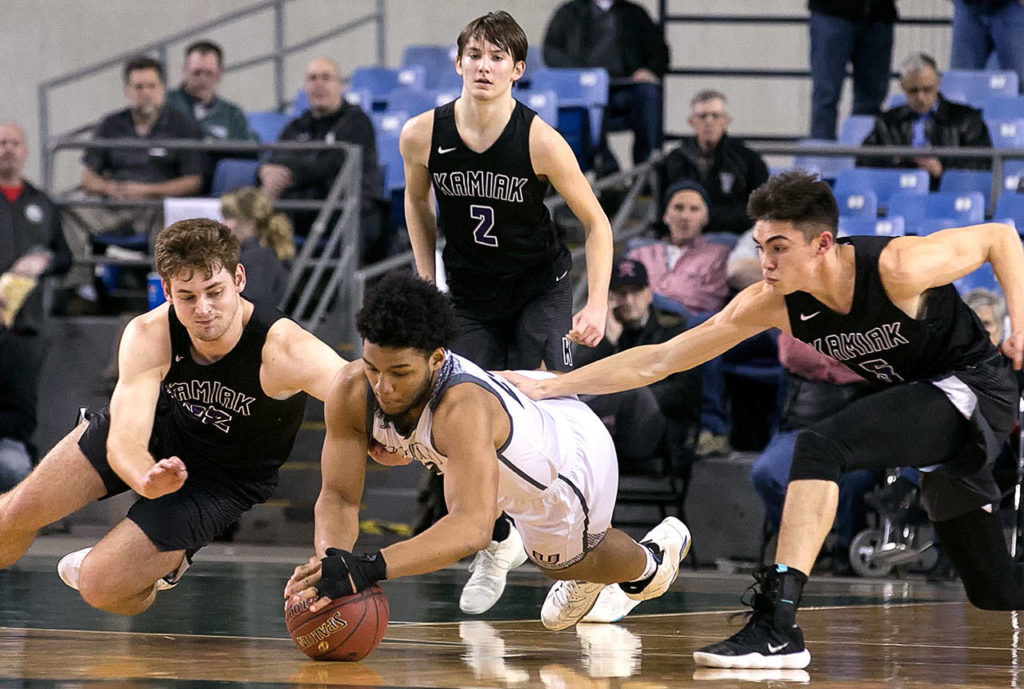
left=137, top=457, right=187, bottom=499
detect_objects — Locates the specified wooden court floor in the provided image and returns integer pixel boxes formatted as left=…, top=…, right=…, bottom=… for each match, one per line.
left=1, top=536, right=1023, bottom=688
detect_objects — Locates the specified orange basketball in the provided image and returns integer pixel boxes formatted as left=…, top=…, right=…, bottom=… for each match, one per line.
left=285, top=585, right=389, bottom=661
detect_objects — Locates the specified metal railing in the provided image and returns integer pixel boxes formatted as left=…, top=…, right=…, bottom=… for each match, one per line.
left=48, top=137, right=361, bottom=333
left=38, top=0, right=385, bottom=190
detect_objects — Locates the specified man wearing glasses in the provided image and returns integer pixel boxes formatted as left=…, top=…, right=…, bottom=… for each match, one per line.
left=857, top=53, right=992, bottom=190
left=658, top=90, right=769, bottom=235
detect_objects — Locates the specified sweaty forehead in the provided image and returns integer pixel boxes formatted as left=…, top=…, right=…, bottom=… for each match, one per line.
left=753, top=220, right=802, bottom=244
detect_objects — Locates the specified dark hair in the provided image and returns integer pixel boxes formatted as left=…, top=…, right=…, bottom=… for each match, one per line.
left=356, top=272, right=458, bottom=353
left=185, top=39, right=224, bottom=67
left=123, top=55, right=166, bottom=85
left=456, top=11, right=528, bottom=64
left=747, top=171, right=839, bottom=240
left=155, top=218, right=239, bottom=284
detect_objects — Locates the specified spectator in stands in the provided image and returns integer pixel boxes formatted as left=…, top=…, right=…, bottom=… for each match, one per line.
left=964, top=287, right=1006, bottom=347
left=950, top=0, right=1024, bottom=95
left=219, top=187, right=293, bottom=305
left=627, top=180, right=730, bottom=316
left=808, top=0, right=896, bottom=141
left=166, top=40, right=257, bottom=144
left=750, top=334, right=877, bottom=575
left=0, top=122, right=71, bottom=490
left=258, top=57, right=386, bottom=264
left=576, top=257, right=701, bottom=471
left=542, top=0, right=669, bottom=176
left=857, top=53, right=992, bottom=190
left=659, top=91, right=769, bottom=235
left=62, top=55, right=204, bottom=300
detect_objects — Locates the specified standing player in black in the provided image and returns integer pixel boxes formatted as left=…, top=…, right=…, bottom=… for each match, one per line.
left=504, top=171, right=1024, bottom=670
left=0, top=219, right=345, bottom=616
left=399, top=11, right=613, bottom=615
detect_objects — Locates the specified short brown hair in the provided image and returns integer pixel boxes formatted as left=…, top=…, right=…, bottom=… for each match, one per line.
left=456, top=11, right=528, bottom=64
left=747, top=171, right=839, bottom=241
left=155, top=218, right=240, bottom=284
left=123, top=55, right=165, bottom=85
left=185, top=39, right=224, bottom=67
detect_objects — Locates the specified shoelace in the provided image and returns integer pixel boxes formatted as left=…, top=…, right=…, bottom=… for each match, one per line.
left=727, top=569, right=773, bottom=626
left=468, top=548, right=497, bottom=574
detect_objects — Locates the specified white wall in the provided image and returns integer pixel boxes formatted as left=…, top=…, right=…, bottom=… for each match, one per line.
left=1, top=0, right=950, bottom=187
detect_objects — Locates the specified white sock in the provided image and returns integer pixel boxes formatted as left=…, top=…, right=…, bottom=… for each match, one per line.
left=630, top=544, right=658, bottom=582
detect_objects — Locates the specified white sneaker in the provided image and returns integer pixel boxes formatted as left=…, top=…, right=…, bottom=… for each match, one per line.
left=57, top=547, right=189, bottom=592
left=540, top=580, right=604, bottom=631
left=580, top=584, right=642, bottom=623
left=459, top=526, right=528, bottom=614
left=624, top=516, right=691, bottom=602
left=57, top=547, right=91, bottom=590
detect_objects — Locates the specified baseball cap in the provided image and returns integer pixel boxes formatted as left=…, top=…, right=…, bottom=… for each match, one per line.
left=609, top=257, right=648, bottom=289
left=664, top=179, right=711, bottom=212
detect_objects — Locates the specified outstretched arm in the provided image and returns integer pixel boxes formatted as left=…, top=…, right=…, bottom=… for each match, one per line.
left=531, top=118, right=612, bottom=347
left=260, top=318, right=346, bottom=401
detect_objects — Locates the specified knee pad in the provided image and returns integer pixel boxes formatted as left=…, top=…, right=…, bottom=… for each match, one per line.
left=789, top=429, right=845, bottom=483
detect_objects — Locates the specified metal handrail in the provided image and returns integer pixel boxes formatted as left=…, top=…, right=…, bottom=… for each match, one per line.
left=38, top=0, right=385, bottom=189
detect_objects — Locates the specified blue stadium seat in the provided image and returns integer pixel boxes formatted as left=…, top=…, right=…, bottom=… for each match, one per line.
left=371, top=111, right=407, bottom=195
left=343, top=88, right=374, bottom=112
left=519, top=90, right=558, bottom=127
left=982, top=95, right=1024, bottom=120
left=210, top=158, right=260, bottom=195
left=838, top=216, right=905, bottom=237
left=995, top=193, right=1024, bottom=231
left=1003, top=160, right=1024, bottom=193
left=350, top=66, right=427, bottom=111
left=402, top=44, right=459, bottom=89
left=838, top=115, right=876, bottom=145
left=246, top=111, right=291, bottom=143
left=987, top=119, right=1024, bottom=148
left=939, top=169, right=994, bottom=211
left=834, top=168, right=930, bottom=207
left=888, top=191, right=986, bottom=234
left=527, top=68, right=609, bottom=153
left=383, top=88, right=438, bottom=117
left=942, top=70, right=1020, bottom=106
left=290, top=89, right=309, bottom=116
left=954, top=261, right=1000, bottom=295
left=792, top=139, right=855, bottom=180
left=835, top=189, right=878, bottom=219
left=916, top=217, right=959, bottom=236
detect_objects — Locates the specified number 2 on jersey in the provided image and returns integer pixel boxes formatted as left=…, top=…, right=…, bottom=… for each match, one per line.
left=470, top=204, right=498, bottom=247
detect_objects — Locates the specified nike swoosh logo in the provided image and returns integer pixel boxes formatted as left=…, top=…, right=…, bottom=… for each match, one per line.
left=799, top=311, right=820, bottom=321
left=767, top=642, right=789, bottom=653
left=175, top=355, right=184, bottom=362
left=437, top=146, right=457, bottom=154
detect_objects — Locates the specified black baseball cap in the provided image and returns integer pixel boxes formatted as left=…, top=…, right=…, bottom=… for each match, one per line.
left=609, top=257, right=649, bottom=289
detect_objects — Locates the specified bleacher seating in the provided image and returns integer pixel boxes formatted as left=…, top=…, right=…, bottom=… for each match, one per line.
left=887, top=191, right=986, bottom=234
left=1003, top=160, right=1024, bottom=193
left=210, top=158, right=260, bottom=195
left=834, top=168, right=929, bottom=207
left=982, top=95, right=1024, bottom=121
left=838, top=115, right=876, bottom=145
left=835, top=189, right=878, bottom=219
left=987, top=119, right=1024, bottom=148
left=371, top=111, right=407, bottom=196
left=349, top=66, right=427, bottom=111
left=519, top=90, right=558, bottom=127
left=954, top=261, right=1000, bottom=295
left=837, top=216, right=905, bottom=237
left=792, top=139, right=855, bottom=180
left=524, top=67, right=609, bottom=167
left=995, top=193, right=1024, bottom=231
left=941, top=69, right=1020, bottom=106
left=938, top=170, right=994, bottom=210
left=401, top=44, right=460, bottom=90
left=289, top=89, right=309, bottom=116
left=383, top=88, right=438, bottom=117
left=246, top=111, right=291, bottom=143
left=343, top=88, right=373, bottom=111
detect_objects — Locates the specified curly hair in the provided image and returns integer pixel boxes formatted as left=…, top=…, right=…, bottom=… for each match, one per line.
left=747, top=171, right=838, bottom=241
left=155, top=218, right=239, bottom=283
left=356, top=272, right=458, bottom=353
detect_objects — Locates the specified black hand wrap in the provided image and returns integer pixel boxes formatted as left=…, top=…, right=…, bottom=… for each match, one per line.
left=316, top=547, right=388, bottom=599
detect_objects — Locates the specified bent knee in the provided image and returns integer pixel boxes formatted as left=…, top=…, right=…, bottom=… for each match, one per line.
left=77, top=558, right=140, bottom=614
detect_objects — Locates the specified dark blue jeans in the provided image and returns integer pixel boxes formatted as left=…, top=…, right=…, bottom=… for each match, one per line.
left=598, top=81, right=663, bottom=175
left=950, top=0, right=1024, bottom=93
left=809, top=11, right=893, bottom=140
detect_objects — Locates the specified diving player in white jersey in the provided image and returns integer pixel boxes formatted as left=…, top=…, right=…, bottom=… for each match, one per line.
left=284, top=273, right=690, bottom=630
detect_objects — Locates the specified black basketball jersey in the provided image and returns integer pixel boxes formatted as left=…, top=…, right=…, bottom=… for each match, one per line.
left=158, top=302, right=308, bottom=481
left=785, top=235, right=995, bottom=385
left=429, top=99, right=570, bottom=315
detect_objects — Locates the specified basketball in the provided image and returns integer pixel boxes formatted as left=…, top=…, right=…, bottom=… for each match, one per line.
left=285, top=585, right=389, bottom=661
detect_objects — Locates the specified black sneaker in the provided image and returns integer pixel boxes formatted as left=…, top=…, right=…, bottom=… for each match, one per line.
left=693, top=570, right=811, bottom=669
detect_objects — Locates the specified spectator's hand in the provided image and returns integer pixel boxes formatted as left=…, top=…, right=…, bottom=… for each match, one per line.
left=136, top=457, right=187, bottom=499
left=258, top=164, right=293, bottom=200
left=913, top=156, right=943, bottom=179
left=104, top=180, right=128, bottom=200
left=117, top=182, right=152, bottom=200
left=631, top=68, right=659, bottom=84
left=568, top=302, right=607, bottom=347
left=1002, top=330, right=1024, bottom=370
left=11, top=251, right=51, bottom=279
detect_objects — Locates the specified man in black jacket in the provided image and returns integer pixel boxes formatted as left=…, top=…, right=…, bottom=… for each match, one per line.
left=575, top=257, right=701, bottom=470
left=0, top=122, right=72, bottom=490
left=259, top=57, right=385, bottom=263
left=658, top=90, right=769, bottom=235
left=542, top=0, right=669, bottom=176
left=857, top=53, right=992, bottom=189
left=809, top=0, right=896, bottom=141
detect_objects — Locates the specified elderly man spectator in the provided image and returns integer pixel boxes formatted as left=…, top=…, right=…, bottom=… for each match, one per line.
left=808, top=0, right=896, bottom=141
left=542, top=0, right=669, bottom=177
left=857, top=53, right=992, bottom=189
left=0, top=122, right=71, bottom=490
left=627, top=180, right=730, bottom=316
left=62, top=56, right=203, bottom=296
left=575, top=257, right=701, bottom=471
left=166, top=40, right=257, bottom=144
left=258, top=57, right=384, bottom=262
left=658, top=91, right=769, bottom=235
